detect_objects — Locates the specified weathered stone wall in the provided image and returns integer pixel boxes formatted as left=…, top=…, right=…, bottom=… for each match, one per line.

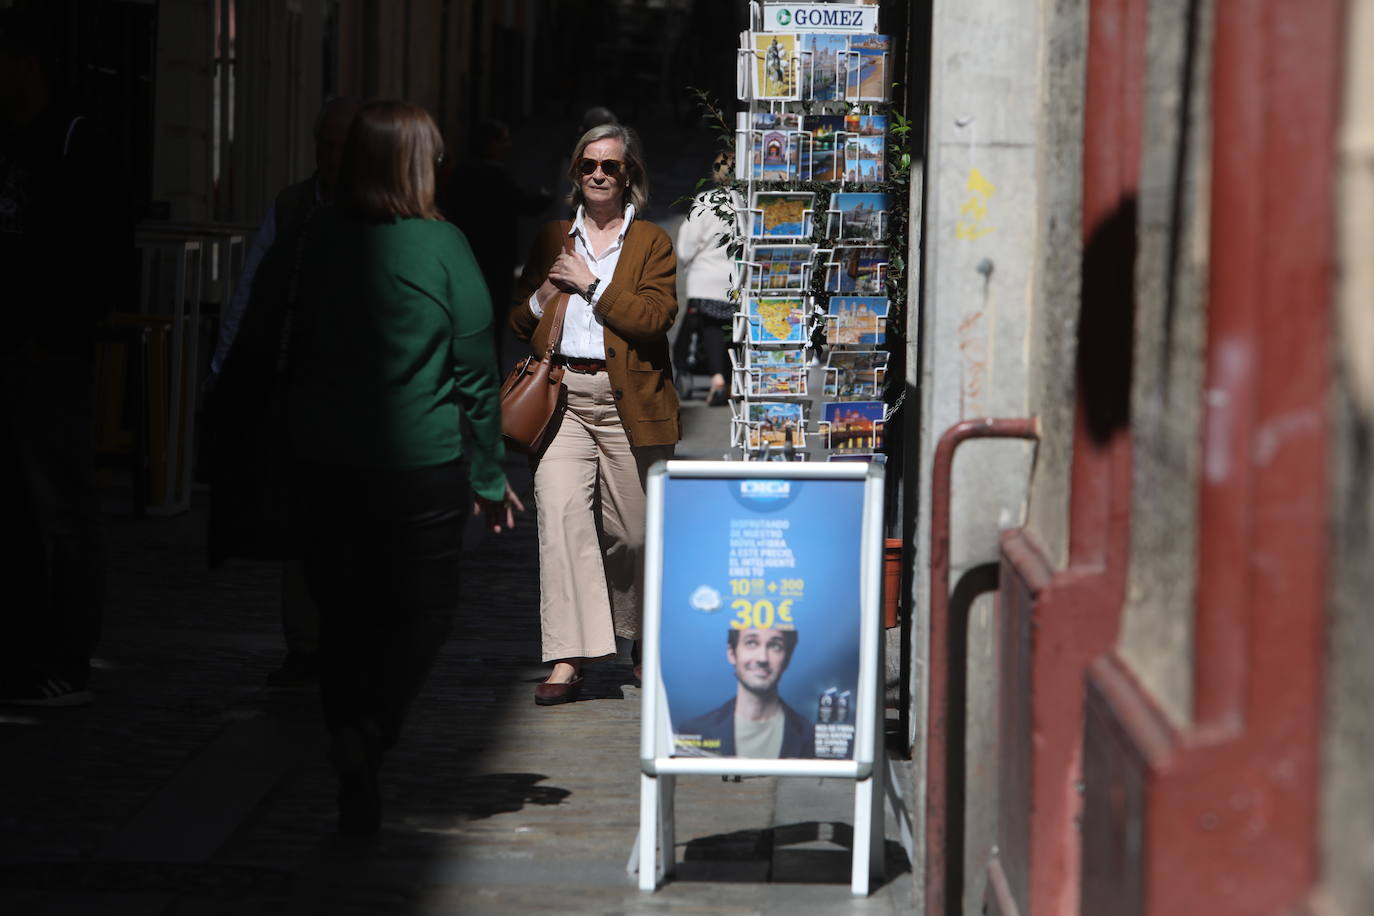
left=150, top=0, right=215, bottom=223
left=912, top=0, right=1088, bottom=910
left=1023, top=0, right=1088, bottom=570
left=1318, top=1, right=1374, bottom=910
left=1116, top=0, right=1214, bottom=725
left=154, top=0, right=481, bottom=226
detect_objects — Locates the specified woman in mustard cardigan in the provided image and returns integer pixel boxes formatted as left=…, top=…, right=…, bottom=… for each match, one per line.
left=510, top=123, right=680, bottom=704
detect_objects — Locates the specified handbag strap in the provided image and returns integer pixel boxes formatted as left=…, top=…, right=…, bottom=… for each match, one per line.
left=542, top=230, right=577, bottom=359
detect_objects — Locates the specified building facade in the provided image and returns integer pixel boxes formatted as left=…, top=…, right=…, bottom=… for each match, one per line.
left=904, top=0, right=1371, bottom=913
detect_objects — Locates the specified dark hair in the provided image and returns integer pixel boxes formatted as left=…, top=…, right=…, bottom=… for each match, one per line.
left=728, top=627, right=798, bottom=658
left=314, top=96, right=362, bottom=140
left=470, top=118, right=510, bottom=156
left=566, top=123, right=649, bottom=212
left=339, top=99, right=444, bottom=221
left=579, top=105, right=618, bottom=134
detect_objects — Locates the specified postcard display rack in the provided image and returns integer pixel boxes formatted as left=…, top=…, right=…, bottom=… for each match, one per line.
left=729, top=1, right=893, bottom=465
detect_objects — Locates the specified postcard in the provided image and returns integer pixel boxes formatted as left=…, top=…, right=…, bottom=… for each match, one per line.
left=828, top=296, right=888, bottom=346
left=744, top=296, right=809, bottom=345
left=759, top=129, right=794, bottom=181
left=740, top=112, right=801, bottom=181
left=801, top=114, right=845, bottom=181
left=747, top=245, right=815, bottom=291
left=750, top=191, right=815, bottom=239
left=754, top=366, right=807, bottom=397
left=747, top=401, right=806, bottom=449
left=826, top=248, right=887, bottom=295
left=823, top=350, right=888, bottom=398
left=823, top=372, right=886, bottom=402
left=827, top=295, right=889, bottom=319
left=744, top=347, right=808, bottom=369
left=829, top=319, right=885, bottom=347
left=843, top=114, right=887, bottom=137
left=755, top=33, right=800, bottom=99
left=829, top=192, right=890, bottom=241
left=801, top=33, right=848, bottom=101
left=821, top=400, right=885, bottom=451
left=844, top=135, right=885, bottom=183
left=846, top=35, right=890, bottom=101
left=805, top=148, right=840, bottom=184
left=751, top=109, right=800, bottom=133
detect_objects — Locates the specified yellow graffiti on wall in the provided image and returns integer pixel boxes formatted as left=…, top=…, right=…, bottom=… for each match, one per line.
left=955, top=167, right=995, bottom=240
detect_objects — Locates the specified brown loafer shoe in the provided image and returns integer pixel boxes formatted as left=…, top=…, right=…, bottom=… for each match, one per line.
left=534, top=675, right=584, bottom=706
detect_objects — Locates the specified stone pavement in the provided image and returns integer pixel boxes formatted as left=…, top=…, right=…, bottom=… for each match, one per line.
left=1, top=328, right=915, bottom=916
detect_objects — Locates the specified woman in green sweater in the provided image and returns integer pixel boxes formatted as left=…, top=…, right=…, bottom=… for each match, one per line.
left=288, top=100, right=521, bottom=835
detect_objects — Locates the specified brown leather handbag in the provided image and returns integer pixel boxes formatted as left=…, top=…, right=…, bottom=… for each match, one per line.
left=499, top=249, right=572, bottom=454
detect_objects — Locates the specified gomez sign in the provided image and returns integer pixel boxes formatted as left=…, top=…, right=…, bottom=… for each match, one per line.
left=762, top=4, right=879, bottom=33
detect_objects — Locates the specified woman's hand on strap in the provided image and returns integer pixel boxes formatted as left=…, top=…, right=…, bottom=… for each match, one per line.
left=547, top=251, right=598, bottom=298
left=473, top=483, right=526, bottom=534
left=534, top=277, right=561, bottom=309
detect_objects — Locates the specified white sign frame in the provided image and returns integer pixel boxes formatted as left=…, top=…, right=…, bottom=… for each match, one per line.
left=634, top=460, right=887, bottom=895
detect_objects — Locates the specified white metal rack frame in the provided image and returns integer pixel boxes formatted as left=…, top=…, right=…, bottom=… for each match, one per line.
left=722, top=2, right=897, bottom=463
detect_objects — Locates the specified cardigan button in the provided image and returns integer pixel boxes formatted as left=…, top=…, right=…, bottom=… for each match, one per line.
left=606, top=346, right=616, bottom=358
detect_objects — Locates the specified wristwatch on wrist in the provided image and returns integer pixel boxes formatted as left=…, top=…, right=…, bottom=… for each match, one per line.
left=583, top=277, right=601, bottom=301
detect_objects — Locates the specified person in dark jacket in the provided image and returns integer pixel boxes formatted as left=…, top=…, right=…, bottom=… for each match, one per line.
left=676, top=626, right=816, bottom=758
left=442, top=118, right=550, bottom=369
left=206, top=96, right=360, bottom=689
left=0, top=13, right=131, bottom=707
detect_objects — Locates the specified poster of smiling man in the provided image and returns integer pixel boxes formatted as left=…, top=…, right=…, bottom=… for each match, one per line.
left=659, top=477, right=862, bottom=761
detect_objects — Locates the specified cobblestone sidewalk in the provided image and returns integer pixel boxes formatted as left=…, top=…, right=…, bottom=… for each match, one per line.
left=0, top=369, right=912, bottom=916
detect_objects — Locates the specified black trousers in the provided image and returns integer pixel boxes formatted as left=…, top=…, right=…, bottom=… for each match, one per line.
left=0, top=351, right=104, bottom=686
left=293, top=460, right=468, bottom=750
left=698, top=316, right=733, bottom=379
left=678, top=299, right=734, bottom=380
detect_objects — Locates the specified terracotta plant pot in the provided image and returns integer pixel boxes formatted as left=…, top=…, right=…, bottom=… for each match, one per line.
left=883, top=537, right=904, bottom=629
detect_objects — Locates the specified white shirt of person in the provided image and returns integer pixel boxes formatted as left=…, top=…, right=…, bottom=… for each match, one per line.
left=527, top=202, right=636, bottom=360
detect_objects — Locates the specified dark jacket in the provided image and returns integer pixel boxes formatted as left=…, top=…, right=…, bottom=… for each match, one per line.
left=205, top=177, right=319, bottom=565
left=228, top=177, right=318, bottom=371
left=1, top=107, right=130, bottom=357
left=677, top=696, right=817, bottom=759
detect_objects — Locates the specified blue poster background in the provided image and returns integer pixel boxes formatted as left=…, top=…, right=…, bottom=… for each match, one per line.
left=658, top=476, right=864, bottom=758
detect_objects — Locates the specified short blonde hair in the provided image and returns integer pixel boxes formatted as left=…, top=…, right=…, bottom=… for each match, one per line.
left=566, top=123, right=649, bottom=212
left=340, top=100, right=445, bottom=221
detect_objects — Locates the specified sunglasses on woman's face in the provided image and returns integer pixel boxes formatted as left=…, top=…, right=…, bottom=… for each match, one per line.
left=577, top=157, right=624, bottom=178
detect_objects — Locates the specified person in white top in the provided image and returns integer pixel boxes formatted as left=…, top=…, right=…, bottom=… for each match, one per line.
left=675, top=151, right=740, bottom=405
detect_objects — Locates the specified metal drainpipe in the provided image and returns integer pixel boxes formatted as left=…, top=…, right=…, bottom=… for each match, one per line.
left=923, top=417, right=1040, bottom=916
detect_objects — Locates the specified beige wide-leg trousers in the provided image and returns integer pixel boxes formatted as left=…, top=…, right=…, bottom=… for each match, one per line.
left=533, top=369, right=673, bottom=663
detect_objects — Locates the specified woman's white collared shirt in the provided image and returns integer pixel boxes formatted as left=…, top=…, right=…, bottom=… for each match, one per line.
left=528, top=203, right=636, bottom=359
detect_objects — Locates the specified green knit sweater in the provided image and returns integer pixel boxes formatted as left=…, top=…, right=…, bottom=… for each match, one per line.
left=288, top=207, right=507, bottom=501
